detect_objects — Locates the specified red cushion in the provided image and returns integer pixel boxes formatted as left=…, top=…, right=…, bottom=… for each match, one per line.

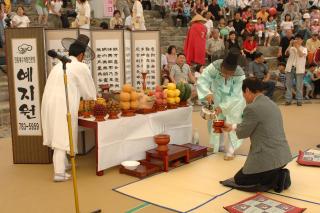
left=296, top=150, right=320, bottom=167
left=224, top=193, right=306, bottom=213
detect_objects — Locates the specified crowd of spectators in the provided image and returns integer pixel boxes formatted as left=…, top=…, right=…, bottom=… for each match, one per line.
left=161, top=0, right=320, bottom=103
left=1, top=0, right=320, bottom=103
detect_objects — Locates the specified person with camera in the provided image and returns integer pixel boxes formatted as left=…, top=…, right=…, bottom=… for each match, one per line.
left=284, top=34, right=307, bottom=106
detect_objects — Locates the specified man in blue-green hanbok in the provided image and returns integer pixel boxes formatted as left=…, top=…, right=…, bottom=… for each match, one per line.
left=197, top=50, right=246, bottom=160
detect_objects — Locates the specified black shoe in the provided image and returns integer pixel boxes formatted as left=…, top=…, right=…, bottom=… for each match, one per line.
left=274, top=169, right=289, bottom=193
left=317, top=144, right=320, bottom=148
left=297, top=102, right=302, bottom=106
left=285, top=102, right=291, bottom=106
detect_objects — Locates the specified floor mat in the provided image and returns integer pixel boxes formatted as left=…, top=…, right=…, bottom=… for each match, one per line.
left=189, top=190, right=320, bottom=213
left=114, top=153, right=246, bottom=212
left=267, top=149, right=320, bottom=205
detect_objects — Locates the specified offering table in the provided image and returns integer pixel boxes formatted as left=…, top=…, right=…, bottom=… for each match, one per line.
left=78, top=107, right=193, bottom=176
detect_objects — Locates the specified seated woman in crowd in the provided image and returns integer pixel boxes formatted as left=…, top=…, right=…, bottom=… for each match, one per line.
left=12, top=6, right=30, bottom=28
left=243, top=17, right=255, bottom=39
left=109, top=10, right=123, bottom=29
left=243, top=34, right=257, bottom=61
left=280, top=14, right=294, bottom=36
left=226, top=31, right=243, bottom=54
left=265, top=15, right=280, bottom=47
left=166, top=45, right=177, bottom=71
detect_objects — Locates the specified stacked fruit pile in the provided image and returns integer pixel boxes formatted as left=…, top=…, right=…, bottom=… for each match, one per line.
left=120, top=84, right=139, bottom=116
left=106, top=99, right=120, bottom=119
left=93, top=98, right=108, bottom=121
left=154, top=85, right=167, bottom=111
left=165, top=83, right=180, bottom=109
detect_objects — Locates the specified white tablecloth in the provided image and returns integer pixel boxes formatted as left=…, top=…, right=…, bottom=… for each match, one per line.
left=82, top=107, right=193, bottom=171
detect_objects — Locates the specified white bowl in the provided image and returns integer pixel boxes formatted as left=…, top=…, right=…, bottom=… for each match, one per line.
left=121, top=161, right=140, bottom=170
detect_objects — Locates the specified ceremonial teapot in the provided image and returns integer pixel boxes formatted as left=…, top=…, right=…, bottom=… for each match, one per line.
left=200, top=103, right=216, bottom=120
left=200, top=103, right=225, bottom=133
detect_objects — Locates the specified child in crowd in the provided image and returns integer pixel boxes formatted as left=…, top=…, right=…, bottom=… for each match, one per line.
left=255, top=17, right=265, bottom=45
left=226, top=20, right=235, bottom=33
left=218, top=18, right=229, bottom=40
left=183, top=0, right=192, bottom=25
left=304, top=64, right=319, bottom=99
left=277, top=62, right=286, bottom=89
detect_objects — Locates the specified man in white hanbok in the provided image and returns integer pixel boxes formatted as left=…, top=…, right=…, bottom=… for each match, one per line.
left=41, top=34, right=96, bottom=182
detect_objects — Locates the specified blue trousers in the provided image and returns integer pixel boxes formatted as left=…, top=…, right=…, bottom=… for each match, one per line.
left=285, top=68, right=304, bottom=103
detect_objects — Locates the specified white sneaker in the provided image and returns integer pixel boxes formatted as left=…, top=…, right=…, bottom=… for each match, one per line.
left=53, top=173, right=71, bottom=182
left=305, top=96, right=310, bottom=100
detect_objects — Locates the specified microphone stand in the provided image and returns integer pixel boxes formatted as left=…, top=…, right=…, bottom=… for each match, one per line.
left=61, top=60, right=101, bottom=213
left=62, top=61, right=80, bottom=213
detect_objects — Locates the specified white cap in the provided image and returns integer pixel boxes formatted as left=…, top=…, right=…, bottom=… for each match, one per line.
left=303, top=13, right=310, bottom=19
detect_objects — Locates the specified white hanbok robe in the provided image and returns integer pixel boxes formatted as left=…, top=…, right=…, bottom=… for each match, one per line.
left=132, top=0, right=146, bottom=30
left=41, top=56, right=96, bottom=152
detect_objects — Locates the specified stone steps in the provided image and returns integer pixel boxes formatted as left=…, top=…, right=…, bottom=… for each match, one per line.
left=257, top=46, right=279, bottom=57
left=0, top=72, right=8, bottom=102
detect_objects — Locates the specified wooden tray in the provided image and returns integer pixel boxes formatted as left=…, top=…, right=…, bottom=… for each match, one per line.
left=178, top=143, right=208, bottom=160
left=119, top=160, right=162, bottom=178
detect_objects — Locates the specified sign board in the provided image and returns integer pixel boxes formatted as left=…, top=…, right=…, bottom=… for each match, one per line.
left=6, top=27, right=51, bottom=163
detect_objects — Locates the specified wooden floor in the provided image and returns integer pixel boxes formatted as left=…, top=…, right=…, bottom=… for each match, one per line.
left=0, top=103, right=319, bottom=213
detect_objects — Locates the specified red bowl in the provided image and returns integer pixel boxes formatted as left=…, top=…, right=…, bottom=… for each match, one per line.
left=213, top=120, right=225, bottom=133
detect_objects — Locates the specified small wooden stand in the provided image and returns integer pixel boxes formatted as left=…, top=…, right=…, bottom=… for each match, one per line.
left=136, top=108, right=156, bottom=114
left=178, top=143, right=208, bottom=160
left=167, top=103, right=178, bottom=109
left=156, top=104, right=167, bottom=111
left=108, top=112, right=119, bottom=119
left=146, top=144, right=190, bottom=172
left=121, top=109, right=136, bottom=117
left=179, top=101, right=188, bottom=107
left=119, top=160, right=161, bottom=178
left=94, top=115, right=106, bottom=122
